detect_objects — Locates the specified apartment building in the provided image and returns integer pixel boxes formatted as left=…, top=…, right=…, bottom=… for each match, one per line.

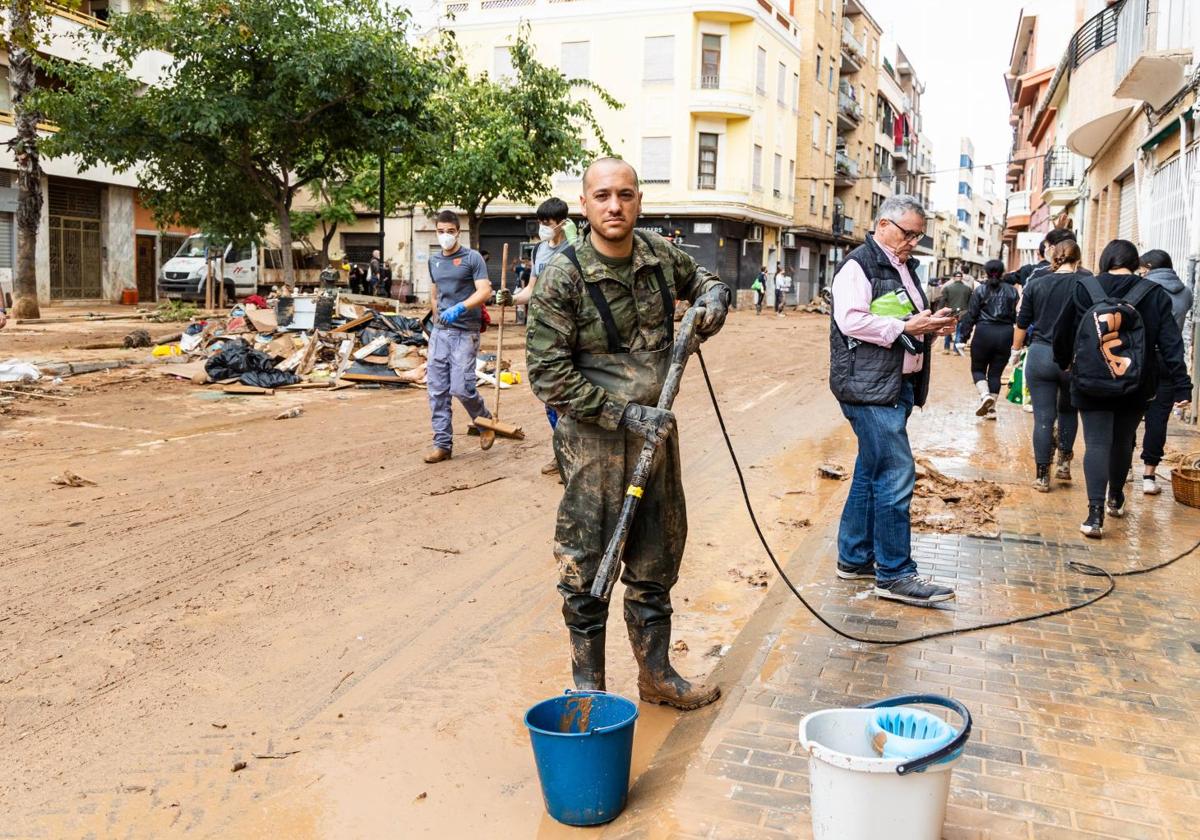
left=785, top=0, right=848, bottom=303
left=1004, top=0, right=1199, bottom=281
left=953, top=138, right=1005, bottom=274
left=437, top=0, right=802, bottom=302
left=0, top=2, right=183, bottom=307
left=829, top=0, right=882, bottom=270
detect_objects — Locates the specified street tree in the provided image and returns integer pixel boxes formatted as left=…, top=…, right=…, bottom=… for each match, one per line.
left=4, top=0, right=77, bottom=319
left=36, top=0, right=437, bottom=287
left=395, top=32, right=620, bottom=249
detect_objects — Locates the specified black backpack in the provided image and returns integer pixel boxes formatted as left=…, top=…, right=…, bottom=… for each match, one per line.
left=1071, top=275, right=1155, bottom=399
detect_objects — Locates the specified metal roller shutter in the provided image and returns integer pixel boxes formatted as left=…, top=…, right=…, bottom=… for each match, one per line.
left=0, top=212, right=13, bottom=269
left=1116, top=172, right=1138, bottom=243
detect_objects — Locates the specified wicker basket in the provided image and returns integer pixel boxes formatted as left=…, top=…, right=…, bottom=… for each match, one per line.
left=1171, top=467, right=1200, bottom=509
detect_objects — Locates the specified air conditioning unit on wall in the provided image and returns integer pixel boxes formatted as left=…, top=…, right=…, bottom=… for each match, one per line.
left=747, top=224, right=763, bottom=242
left=781, top=232, right=797, bottom=248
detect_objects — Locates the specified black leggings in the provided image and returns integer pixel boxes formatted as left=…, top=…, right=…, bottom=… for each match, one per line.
left=1080, top=406, right=1145, bottom=505
left=1025, top=342, right=1078, bottom=465
left=1139, top=378, right=1174, bottom=467
left=969, top=322, right=1013, bottom=395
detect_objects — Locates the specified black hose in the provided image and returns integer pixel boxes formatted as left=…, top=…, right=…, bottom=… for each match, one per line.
left=696, top=350, right=1199, bottom=647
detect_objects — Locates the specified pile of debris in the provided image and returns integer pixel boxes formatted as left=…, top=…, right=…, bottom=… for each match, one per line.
left=911, top=457, right=1005, bottom=539
left=158, top=293, right=430, bottom=394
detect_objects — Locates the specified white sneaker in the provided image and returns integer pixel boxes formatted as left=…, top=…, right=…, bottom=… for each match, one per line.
left=975, top=393, right=995, bottom=417
left=1023, top=403, right=1033, bottom=413
left=953, top=343, right=965, bottom=356
left=1143, top=477, right=1162, bottom=495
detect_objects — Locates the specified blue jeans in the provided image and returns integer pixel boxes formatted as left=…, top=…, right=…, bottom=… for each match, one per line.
left=426, top=327, right=490, bottom=451
left=837, top=381, right=919, bottom=582
left=545, top=404, right=558, bottom=429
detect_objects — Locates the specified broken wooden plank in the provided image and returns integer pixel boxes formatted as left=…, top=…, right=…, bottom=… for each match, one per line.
left=332, top=313, right=374, bottom=333
left=223, top=384, right=275, bottom=395
left=297, top=334, right=321, bottom=375
left=352, top=335, right=390, bottom=361
left=276, top=381, right=333, bottom=390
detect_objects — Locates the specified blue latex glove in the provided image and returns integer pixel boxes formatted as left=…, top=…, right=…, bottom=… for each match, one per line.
left=440, top=303, right=467, bottom=325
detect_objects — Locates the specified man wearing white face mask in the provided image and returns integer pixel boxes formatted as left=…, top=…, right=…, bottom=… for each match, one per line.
left=515, top=197, right=574, bottom=476
left=424, top=209, right=496, bottom=464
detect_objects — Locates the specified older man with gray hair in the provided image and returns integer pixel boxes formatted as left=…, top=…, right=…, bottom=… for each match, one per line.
left=829, top=194, right=957, bottom=606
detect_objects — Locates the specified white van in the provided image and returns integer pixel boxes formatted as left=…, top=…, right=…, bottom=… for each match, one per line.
left=158, top=235, right=260, bottom=302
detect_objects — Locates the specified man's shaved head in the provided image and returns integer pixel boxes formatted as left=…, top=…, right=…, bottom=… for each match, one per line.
left=583, top=157, right=639, bottom=192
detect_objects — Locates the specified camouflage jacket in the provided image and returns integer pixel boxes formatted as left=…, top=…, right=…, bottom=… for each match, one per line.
left=526, top=230, right=725, bottom=430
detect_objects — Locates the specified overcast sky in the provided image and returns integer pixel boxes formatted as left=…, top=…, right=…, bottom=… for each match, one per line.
left=868, top=0, right=1026, bottom=210
left=396, top=0, right=1024, bottom=210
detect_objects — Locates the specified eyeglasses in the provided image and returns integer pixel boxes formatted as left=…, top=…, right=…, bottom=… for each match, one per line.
left=885, top=218, right=925, bottom=243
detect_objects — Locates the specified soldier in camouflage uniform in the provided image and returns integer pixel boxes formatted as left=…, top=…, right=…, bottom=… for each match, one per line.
left=526, top=158, right=732, bottom=711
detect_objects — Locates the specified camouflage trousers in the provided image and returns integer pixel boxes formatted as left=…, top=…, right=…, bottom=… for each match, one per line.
left=552, top=414, right=688, bottom=637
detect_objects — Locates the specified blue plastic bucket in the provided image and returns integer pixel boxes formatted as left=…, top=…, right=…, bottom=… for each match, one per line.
left=524, top=690, right=639, bottom=826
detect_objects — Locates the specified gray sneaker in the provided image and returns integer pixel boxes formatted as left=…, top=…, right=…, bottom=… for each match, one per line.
left=836, top=561, right=876, bottom=580
left=875, top=575, right=955, bottom=606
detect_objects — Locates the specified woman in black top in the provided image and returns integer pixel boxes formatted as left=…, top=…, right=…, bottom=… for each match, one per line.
left=1014, top=239, right=1082, bottom=491
left=1053, top=240, right=1192, bottom=538
left=960, top=259, right=1019, bottom=419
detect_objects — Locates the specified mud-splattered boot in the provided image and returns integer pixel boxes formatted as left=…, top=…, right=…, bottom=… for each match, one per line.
left=1055, top=450, right=1073, bottom=482
left=569, top=630, right=606, bottom=691
left=628, top=623, right=720, bottom=711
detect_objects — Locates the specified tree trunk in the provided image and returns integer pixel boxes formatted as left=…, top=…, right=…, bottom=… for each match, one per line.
left=276, top=190, right=296, bottom=288
left=467, top=209, right=479, bottom=251
left=321, top=221, right=338, bottom=267
left=8, top=0, right=42, bottom=319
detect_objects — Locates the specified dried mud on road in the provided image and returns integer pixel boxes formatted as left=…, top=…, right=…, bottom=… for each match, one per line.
left=2, top=310, right=852, bottom=837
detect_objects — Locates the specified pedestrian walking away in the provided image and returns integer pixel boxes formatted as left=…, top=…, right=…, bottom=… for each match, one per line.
left=959, top=259, right=1018, bottom=420
left=515, top=197, right=574, bottom=476
left=423, top=209, right=496, bottom=464
left=1053, top=239, right=1192, bottom=538
left=938, top=270, right=971, bottom=353
left=752, top=266, right=766, bottom=315
left=774, top=264, right=791, bottom=315
left=526, top=157, right=731, bottom=709
left=1137, top=249, right=1195, bottom=495
left=829, top=194, right=957, bottom=607
left=1015, top=238, right=1083, bottom=491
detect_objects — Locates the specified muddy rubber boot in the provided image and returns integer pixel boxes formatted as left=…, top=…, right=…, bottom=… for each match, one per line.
left=1055, top=450, right=1073, bottom=482
left=569, top=631, right=606, bottom=692
left=1034, top=463, right=1051, bottom=493
left=628, top=623, right=720, bottom=711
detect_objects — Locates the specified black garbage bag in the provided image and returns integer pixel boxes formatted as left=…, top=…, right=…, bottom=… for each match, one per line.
left=205, top=338, right=278, bottom=380
left=241, top=369, right=301, bottom=388
left=368, top=312, right=427, bottom=346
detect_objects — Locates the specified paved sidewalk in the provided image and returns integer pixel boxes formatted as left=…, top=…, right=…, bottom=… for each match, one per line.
left=622, top=371, right=1200, bottom=839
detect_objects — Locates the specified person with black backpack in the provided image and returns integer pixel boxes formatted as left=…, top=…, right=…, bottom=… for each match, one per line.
left=1053, top=240, right=1192, bottom=538
left=959, top=260, right=1019, bottom=419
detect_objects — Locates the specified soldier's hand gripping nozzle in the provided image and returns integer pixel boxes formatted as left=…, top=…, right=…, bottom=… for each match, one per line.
left=590, top=305, right=704, bottom=601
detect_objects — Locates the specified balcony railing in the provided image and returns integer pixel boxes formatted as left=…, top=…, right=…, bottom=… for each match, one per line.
left=700, top=74, right=720, bottom=89
left=1006, top=190, right=1031, bottom=217
left=835, top=151, right=858, bottom=177
left=841, top=25, right=865, bottom=63
left=837, top=91, right=863, bottom=121
left=1042, top=146, right=1077, bottom=191
left=1070, top=0, right=1123, bottom=69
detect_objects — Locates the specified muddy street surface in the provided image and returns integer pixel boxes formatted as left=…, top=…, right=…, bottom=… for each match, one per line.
left=2, top=309, right=854, bottom=837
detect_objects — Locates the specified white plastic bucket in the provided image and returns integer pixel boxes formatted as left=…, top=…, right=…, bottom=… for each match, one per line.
left=799, top=703, right=965, bottom=840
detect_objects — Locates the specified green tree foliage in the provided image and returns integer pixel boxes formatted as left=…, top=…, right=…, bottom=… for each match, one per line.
left=37, top=0, right=437, bottom=286
left=395, top=31, right=621, bottom=249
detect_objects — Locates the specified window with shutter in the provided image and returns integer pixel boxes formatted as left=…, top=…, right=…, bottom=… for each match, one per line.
left=643, top=36, right=674, bottom=82
left=561, top=41, right=590, bottom=80
left=700, top=35, right=721, bottom=87
left=752, top=145, right=763, bottom=189
left=755, top=47, right=767, bottom=94
left=698, top=134, right=719, bottom=190
left=776, top=62, right=786, bottom=104
left=642, top=137, right=671, bottom=184
left=773, top=154, right=782, bottom=198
